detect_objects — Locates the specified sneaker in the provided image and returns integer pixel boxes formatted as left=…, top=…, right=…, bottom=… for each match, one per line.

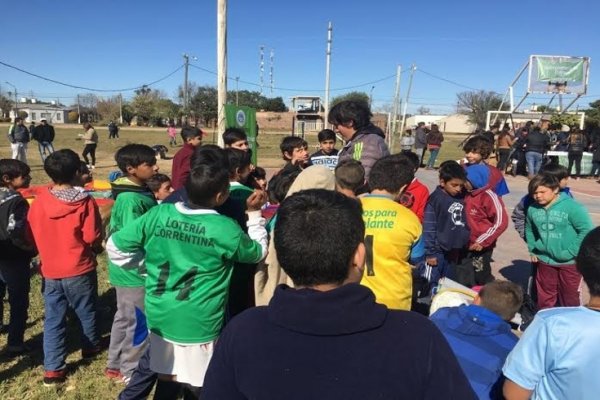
left=104, top=368, right=123, bottom=380
left=43, top=370, right=66, bottom=387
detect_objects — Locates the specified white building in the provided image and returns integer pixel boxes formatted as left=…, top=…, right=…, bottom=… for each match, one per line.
left=9, top=101, right=71, bottom=124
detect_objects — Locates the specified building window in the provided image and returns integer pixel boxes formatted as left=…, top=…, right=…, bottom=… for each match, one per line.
left=56, top=113, right=61, bottom=121
left=31, top=112, right=36, bottom=121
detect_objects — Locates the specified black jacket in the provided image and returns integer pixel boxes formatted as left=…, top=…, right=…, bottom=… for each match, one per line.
left=203, top=284, right=476, bottom=400
left=32, top=124, right=56, bottom=143
left=0, top=188, right=36, bottom=259
left=524, top=131, right=549, bottom=154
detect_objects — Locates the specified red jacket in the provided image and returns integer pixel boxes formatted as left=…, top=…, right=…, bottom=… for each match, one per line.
left=399, top=178, right=429, bottom=223
left=464, top=186, right=508, bottom=249
left=28, top=187, right=102, bottom=279
left=171, top=143, right=195, bottom=190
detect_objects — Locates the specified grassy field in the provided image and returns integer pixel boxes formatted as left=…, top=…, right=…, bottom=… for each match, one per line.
left=0, top=124, right=468, bottom=399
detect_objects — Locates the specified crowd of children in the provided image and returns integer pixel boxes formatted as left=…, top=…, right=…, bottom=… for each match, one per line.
left=1, top=101, right=598, bottom=399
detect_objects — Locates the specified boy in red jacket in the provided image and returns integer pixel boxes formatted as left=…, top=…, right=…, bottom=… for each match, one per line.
left=28, top=149, right=103, bottom=387
left=455, top=164, right=508, bottom=287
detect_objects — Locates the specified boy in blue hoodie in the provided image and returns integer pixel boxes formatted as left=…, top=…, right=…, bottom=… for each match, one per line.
left=431, top=281, right=523, bottom=399
left=423, top=161, right=471, bottom=288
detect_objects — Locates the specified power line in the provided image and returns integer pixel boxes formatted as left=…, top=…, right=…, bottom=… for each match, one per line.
left=0, top=59, right=184, bottom=92
left=190, top=63, right=401, bottom=92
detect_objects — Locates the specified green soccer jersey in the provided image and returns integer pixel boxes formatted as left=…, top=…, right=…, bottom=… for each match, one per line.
left=108, top=178, right=157, bottom=287
left=229, top=182, right=254, bottom=206
left=108, top=202, right=265, bottom=344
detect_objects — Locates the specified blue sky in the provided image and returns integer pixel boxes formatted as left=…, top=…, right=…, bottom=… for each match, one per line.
left=1, top=0, right=599, bottom=114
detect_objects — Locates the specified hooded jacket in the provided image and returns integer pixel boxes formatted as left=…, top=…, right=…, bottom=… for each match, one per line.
left=465, top=165, right=508, bottom=248
left=0, top=188, right=36, bottom=259
left=431, top=304, right=518, bottom=399
left=338, top=123, right=390, bottom=178
left=254, top=166, right=335, bottom=305
left=27, top=187, right=102, bottom=279
left=526, top=194, right=593, bottom=265
left=203, top=284, right=476, bottom=400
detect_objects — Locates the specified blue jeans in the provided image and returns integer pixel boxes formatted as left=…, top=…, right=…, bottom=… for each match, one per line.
left=427, top=148, right=440, bottom=168
left=525, top=151, right=543, bottom=176
left=37, top=141, right=55, bottom=162
left=43, top=270, right=99, bottom=372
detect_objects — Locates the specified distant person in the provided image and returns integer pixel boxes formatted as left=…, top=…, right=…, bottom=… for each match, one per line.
left=223, top=127, right=249, bottom=151
left=567, top=126, right=588, bottom=180
left=431, top=281, right=523, bottom=399
left=203, top=189, right=476, bottom=400
left=414, top=122, right=428, bottom=166
left=7, top=117, right=30, bottom=164
left=171, top=126, right=203, bottom=190
left=328, top=100, right=390, bottom=178
left=334, top=158, right=365, bottom=199
left=309, top=129, right=339, bottom=170
left=166, top=122, right=177, bottom=147
left=28, top=149, right=104, bottom=386
left=108, top=120, right=120, bottom=139
left=81, top=122, right=98, bottom=169
left=425, top=124, right=444, bottom=169
left=0, top=159, right=36, bottom=357
left=503, top=227, right=600, bottom=400
left=32, top=118, right=56, bottom=162
left=523, top=126, right=549, bottom=178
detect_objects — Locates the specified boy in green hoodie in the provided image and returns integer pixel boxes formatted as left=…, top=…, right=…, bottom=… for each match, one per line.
left=526, top=173, right=593, bottom=309
left=106, top=144, right=159, bottom=382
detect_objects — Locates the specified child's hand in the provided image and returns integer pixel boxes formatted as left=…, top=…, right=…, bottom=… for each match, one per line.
left=469, top=243, right=483, bottom=251
left=426, top=257, right=438, bottom=266
left=246, top=190, right=267, bottom=212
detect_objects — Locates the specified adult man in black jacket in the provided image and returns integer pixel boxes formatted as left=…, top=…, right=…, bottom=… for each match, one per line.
left=523, top=126, right=549, bottom=178
left=32, top=118, right=55, bottom=162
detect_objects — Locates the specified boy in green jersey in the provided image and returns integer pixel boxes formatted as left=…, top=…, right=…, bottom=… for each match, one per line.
left=106, top=144, right=159, bottom=382
left=107, top=162, right=268, bottom=395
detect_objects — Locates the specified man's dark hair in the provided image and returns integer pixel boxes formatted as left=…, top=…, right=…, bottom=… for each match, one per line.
left=222, top=127, right=247, bottom=146
left=225, top=148, right=252, bottom=177
left=335, top=159, right=365, bottom=192
left=479, top=281, right=523, bottom=321
left=540, top=163, right=569, bottom=181
left=394, top=151, right=420, bottom=172
left=0, top=159, right=30, bottom=186
left=280, top=136, right=307, bottom=159
left=267, top=169, right=301, bottom=204
left=576, top=227, right=600, bottom=297
left=275, top=189, right=365, bottom=286
left=115, top=144, right=157, bottom=173
left=317, top=129, right=336, bottom=143
left=44, top=149, right=81, bottom=184
left=146, top=173, right=171, bottom=193
left=463, top=136, right=493, bottom=160
left=190, top=144, right=228, bottom=170
left=369, top=155, right=414, bottom=194
left=528, top=173, right=560, bottom=196
left=439, top=160, right=467, bottom=182
left=327, top=100, right=372, bottom=130
left=180, top=125, right=202, bottom=142
left=185, top=163, right=230, bottom=207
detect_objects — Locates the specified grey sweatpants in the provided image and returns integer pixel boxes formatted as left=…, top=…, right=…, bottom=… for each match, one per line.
left=107, top=286, right=147, bottom=377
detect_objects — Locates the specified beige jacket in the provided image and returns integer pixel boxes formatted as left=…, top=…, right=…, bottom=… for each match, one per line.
left=254, top=165, right=336, bottom=305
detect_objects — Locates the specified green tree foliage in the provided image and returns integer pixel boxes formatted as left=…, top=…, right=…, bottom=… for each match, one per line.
left=456, top=90, right=507, bottom=129
left=330, top=91, right=370, bottom=108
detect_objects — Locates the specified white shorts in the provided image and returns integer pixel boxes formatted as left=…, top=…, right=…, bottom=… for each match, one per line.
left=149, top=332, right=216, bottom=387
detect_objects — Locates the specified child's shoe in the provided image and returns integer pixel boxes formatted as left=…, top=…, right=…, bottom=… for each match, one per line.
left=43, top=370, right=66, bottom=387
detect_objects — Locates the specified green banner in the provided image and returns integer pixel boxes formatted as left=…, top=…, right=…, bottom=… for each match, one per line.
left=225, top=105, right=258, bottom=165
left=536, top=58, right=584, bottom=82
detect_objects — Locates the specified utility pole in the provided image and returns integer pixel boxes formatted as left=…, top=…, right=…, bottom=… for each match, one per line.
left=77, top=94, right=81, bottom=124
left=324, top=21, right=333, bottom=125
left=119, top=93, right=123, bottom=124
left=235, top=76, right=239, bottom=106
left=390, top=65, right=402, bottom=149
left=217, top=0, right=228, bottom=147
left=399, top=64, right=416, bottom=136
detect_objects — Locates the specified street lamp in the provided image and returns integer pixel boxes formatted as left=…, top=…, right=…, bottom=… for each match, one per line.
left=5, top=81, right=17, bottom=118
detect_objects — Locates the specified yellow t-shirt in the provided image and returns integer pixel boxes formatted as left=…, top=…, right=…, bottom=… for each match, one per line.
left=359, top=195, right=423, bottom=310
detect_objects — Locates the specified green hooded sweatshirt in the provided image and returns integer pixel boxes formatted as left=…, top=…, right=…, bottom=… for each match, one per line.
left=525, top=193, right=593, bottom=265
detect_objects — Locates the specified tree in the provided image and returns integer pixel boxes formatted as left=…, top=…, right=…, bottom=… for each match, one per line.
left=456, top=90, right=507, bottom=129
left=331, top=91, right=370, bottom=108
